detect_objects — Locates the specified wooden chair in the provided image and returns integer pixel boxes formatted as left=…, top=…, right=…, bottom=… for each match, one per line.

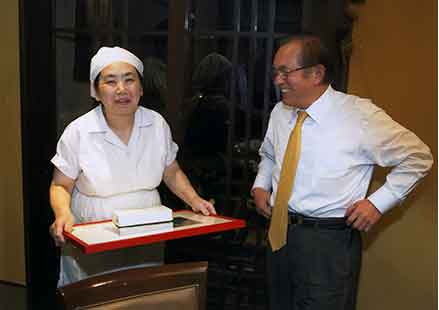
left=57, top=262, right=207, bottom=310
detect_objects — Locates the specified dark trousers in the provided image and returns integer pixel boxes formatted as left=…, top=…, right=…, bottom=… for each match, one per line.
left=266, top=222, right=362, bottom=310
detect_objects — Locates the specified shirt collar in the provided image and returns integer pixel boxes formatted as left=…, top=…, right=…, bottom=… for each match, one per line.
left=87, top=105, right=153, bottom=133
left=303, top=85, right=335, bottom=124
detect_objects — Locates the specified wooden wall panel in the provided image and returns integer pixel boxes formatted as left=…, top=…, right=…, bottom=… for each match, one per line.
left=0, top=0, right=26, bottom=285
left=348, top=1, right=437, bottom=309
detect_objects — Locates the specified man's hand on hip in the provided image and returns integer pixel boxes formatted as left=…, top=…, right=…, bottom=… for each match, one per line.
left=345, top=199, right=382, bottom=232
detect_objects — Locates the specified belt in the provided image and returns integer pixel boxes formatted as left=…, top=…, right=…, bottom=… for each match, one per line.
left=288, top=213, right=348, bottom=230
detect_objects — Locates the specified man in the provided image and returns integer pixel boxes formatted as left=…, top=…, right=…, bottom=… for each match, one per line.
left=252, top=34, right=433, bottom=310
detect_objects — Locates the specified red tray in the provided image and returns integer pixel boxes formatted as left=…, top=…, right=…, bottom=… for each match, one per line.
left=64, top=210, right=246, bottom=254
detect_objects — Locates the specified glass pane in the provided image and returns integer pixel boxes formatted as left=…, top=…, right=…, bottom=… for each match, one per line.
left=54, top=0, right=169, bottom=134
left=182, top=35, right=274, bottom=213
left=137, top=35, right=168, bottom=114
left=55, top=0, right=76, bottom=29
left=126, top=0, right=169, bottom=32
left=240, top=0, right=273, bottom=33
left=55, top=36, right=94, bottom=135
left=239, top=0, right=253, bottom=32
left=256, top=0, right=272, bottom=32
left=181, top=36, right=233, bottom=214
left=274, top=0, right=302, bottom=33
left=248, top=0, right=303, bottom=33
left=192, top=0, right=236, bottom=32
left=56, top=0, right=125, bottom=31
left=232, top=38, right=269, bottom=194
left=55, top=0, right=168, bottom=30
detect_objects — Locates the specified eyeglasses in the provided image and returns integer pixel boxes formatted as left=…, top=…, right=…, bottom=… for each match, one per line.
left=271, top=64, right=318, bottom=80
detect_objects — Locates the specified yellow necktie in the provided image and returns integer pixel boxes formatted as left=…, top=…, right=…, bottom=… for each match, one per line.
left=268, top=111, right=308, bottom=252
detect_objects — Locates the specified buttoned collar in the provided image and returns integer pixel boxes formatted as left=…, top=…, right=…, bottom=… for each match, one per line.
left=303, top=85, right=335, bottom=125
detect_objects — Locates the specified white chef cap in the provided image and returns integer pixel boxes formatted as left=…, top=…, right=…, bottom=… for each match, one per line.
left=90, top=46, right=144, bottom=99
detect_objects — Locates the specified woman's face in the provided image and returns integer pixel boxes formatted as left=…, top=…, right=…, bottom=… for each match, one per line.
left=95, top=62, right=143, bottom=117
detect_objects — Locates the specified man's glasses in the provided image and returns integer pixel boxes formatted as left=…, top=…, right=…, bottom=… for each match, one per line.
left=271, top=64, right=317, bottom=80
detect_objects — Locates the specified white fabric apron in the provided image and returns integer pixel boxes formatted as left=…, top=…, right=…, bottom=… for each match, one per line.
left=58, top=188, right=164, bottom=287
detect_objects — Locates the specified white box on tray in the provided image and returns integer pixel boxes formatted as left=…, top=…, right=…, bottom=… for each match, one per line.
left=112, top=205, right=173, bottom=236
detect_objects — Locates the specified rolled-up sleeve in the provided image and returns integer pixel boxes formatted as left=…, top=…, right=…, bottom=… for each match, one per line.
left=163, top=120, right=179, bottom=166
left=51, top=125, right=81, bottom=180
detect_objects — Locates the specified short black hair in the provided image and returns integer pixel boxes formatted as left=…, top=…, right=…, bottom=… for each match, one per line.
left=282, top=33, right=333, bottom=84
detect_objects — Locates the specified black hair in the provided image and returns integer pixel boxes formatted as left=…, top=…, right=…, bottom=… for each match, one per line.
left=282, top=33, right=333, bottom=84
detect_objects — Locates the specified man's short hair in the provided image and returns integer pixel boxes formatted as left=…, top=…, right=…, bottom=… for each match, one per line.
left=282, top=33, right=333, bottom=84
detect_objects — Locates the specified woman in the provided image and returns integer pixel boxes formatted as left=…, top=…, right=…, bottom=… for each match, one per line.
left=49, top=46, right=216, bottom=286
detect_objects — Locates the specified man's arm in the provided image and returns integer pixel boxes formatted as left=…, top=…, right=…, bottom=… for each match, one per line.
left=346, top=107, right=433, bottom=231
left=252, top=119, right=276, bottom=218
left=252, top=187, right=272, bottom=218
left=163, top=160, right=216, bottom=215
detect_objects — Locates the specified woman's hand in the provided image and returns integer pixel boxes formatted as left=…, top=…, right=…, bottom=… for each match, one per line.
left=50, top=211, right=74, bottom=247
left=163, top=161, right=217, bottom=216
left=189, top=196, right=217, bottom=216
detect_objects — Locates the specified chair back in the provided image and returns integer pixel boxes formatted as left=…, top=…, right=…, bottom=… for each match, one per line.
left=58, top=261, right=207, bottom=310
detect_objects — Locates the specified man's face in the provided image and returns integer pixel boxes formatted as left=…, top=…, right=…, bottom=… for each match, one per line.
left=272, top=42, right=316, bottom=109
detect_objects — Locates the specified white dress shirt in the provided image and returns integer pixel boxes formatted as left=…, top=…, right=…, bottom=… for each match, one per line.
left=253, top=86, right=433, bottom=217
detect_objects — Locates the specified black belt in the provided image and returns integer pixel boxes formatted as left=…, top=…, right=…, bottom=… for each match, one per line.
left=288, top=213, right=348, bottom=230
